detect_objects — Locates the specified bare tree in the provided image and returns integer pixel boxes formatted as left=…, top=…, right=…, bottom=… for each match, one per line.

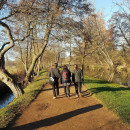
left=0, top=20, right=24, bottom=98
left=1, top=0, right=93, bottom=87
left=110, top=0, right=130, bottom=47
left=16, top=0, right=93, bottom=83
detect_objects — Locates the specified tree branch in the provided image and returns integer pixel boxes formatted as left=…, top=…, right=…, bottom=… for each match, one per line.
left=118, top=24, right=130, bottom=47
left=0, top=21, right=14, bottom=57
left=0, top=0, right=7, bottom=10
left=0, top=12, right=15, bottom=21
left=83, top=48, right=97, bottom=58
left=0, top=28, right=32, bottom=51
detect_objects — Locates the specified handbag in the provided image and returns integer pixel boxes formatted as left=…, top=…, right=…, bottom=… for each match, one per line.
left=49, top=71, right=55, bottom=85
left=49, top=77, right=54, bottom=85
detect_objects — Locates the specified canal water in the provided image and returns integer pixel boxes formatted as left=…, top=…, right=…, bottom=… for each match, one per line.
left=0, top=92, right=14, bottom=109
left=69, top=65, right=130, bottom=87
left=85, top=68, right=130, bottom=87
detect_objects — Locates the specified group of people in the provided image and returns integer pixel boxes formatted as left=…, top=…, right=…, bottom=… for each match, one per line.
left=48, top=63, right=84, bottom=99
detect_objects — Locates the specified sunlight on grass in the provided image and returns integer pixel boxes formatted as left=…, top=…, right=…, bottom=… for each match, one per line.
left=85, top=76, right=130, bottom=124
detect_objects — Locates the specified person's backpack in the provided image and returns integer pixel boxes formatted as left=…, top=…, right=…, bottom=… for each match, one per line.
left=62, top=69, right=70, bottom=82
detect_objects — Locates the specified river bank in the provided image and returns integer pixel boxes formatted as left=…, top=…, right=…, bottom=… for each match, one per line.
left=0, top=70, right=48, bottom=128
left=0, top=70, right=129, bottom=129
left=84, top=66, right=130, bottom=87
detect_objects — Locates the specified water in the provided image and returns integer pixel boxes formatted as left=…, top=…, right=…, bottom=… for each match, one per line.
left=0, top=92, right=14, bottom=109
left=68, top=65, right=129, bottom=87
left=85, top=68, right=130, bottom=87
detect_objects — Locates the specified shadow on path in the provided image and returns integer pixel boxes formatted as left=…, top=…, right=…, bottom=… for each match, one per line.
left=84, top=79, right=110, bottom=84
left=35, top=78, right=48, bottom=82
left=81, top=90, right=93, bottom=97
left=8, top=104, right=103, bottom=130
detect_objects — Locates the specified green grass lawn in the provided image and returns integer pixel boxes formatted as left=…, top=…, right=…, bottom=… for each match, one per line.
left=84, top=76, right=130, bottom=124
left=0, top=70, right=48, bottom=128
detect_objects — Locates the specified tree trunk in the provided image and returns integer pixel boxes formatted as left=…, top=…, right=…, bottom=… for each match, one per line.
left=36, top=60, right=40, bottom=77
left=36, top=55, right=43, bottom=77
left=56, top=53, right=60, bottom=64
left=0, top=70, right=24, bottom=98
left=25, top=25, right=52, bottom=83
left=99, top=47, right=113, bottom=67
left=24, top=0, right=61, bottom=83
left=81, top=56, right=85, bottom=78
left=0, top=56, right=24, bottom=98
left=0, top=21, right=24, bottom=98
left=69, top=35, right=72, bottom=68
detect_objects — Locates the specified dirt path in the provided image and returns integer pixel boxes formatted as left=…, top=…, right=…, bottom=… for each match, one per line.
left=8, top=84, right=128, bottom=130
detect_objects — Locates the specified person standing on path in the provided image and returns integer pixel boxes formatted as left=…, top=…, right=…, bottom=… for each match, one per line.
left=49, top=63, right=61, bottom=99
left=61, top=65, right=71, bottom=98
left=72, top=64, right=83, bottom=97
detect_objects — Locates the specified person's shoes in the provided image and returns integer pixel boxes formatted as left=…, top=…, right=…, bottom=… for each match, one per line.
left=68, top=95, right=70, bottom=98
left=53, top=97, right=56, bottom=99
left=76, top=94, right=79, bottom=98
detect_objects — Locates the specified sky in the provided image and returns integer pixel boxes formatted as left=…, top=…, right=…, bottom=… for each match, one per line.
left=94, top=0, right=118, bottom=22
left=0, top=0, right=122, bottom=60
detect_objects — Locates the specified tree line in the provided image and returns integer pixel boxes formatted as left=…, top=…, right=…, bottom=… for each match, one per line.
left=0, top=0, right=129, bottom=97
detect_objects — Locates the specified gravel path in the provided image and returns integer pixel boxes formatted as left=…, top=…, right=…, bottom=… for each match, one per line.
left=8, top=83, right=129, bottom=130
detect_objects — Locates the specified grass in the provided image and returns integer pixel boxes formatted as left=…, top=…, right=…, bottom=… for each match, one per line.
left=84, top=76, right=130, bottom=124
left=0, top=69, right=48, bottom=128
left=0, top=70, right=129, bottom=128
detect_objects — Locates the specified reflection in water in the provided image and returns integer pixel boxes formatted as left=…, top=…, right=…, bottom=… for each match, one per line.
left=128, top=74, right=130, bottom=87
left=128, top=81, right=130, bottom=87
left=69, top=65, right=129, bottom=87
left=85, top=68, right=129, bottom=87
left=108, top=72, right=115, bottom=82
left=0, top=92, right=14, bottom=109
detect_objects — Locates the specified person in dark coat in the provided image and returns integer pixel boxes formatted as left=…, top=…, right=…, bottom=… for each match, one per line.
left=61, top=65, right=71, bottom=98
left=49, top=63, right=61, bottom=99
left=72, top=64, right=83, bottom=97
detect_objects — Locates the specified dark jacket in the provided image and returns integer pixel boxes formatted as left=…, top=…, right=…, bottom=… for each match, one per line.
left=49, top=67, right=61, bottom=80
left=61, top=68, right=71, bottom=84
left=72, top=68, right=83, bottom=82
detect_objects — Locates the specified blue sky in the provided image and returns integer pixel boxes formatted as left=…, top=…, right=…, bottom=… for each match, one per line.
left=94, top=0, right=118, bottom=21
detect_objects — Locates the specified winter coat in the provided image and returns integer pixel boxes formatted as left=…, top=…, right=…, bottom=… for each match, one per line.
left=72, top=68, right=83, bottom=82
left=49, top=67, right=61, bottom=80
